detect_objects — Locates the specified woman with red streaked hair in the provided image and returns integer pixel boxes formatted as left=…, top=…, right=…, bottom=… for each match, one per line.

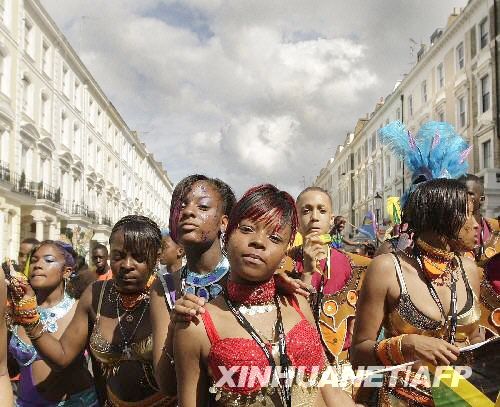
left=174, top=184, right=355, bottom=407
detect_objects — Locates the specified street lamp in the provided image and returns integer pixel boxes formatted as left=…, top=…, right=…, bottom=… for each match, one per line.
left=374, top=192, right=383, bottom=224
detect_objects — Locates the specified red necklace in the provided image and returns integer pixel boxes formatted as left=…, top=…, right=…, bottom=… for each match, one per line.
left=114, top=275, right=155, bottom=311
left=226, top=277, right=276, bottom=306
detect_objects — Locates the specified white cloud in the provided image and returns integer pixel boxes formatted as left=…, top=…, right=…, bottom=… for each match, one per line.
left=41, top=0, right=467, bottom=199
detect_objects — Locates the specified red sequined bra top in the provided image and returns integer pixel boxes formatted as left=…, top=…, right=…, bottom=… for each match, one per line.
left=201, top=296, right=326, bottom=396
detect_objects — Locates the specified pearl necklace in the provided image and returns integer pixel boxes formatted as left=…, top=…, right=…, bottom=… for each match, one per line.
left=238, top=303, right=276, bottom=315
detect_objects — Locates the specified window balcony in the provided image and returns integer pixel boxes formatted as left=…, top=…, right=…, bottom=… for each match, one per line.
left=0, top=164, right=60, bottom=205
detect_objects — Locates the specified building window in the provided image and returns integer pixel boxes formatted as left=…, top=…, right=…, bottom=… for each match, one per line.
left=408, top=95, right=413, bottom=117
left=371, top=133, right=376, bottom=153
left=97, top=108, right=102, bottom=133
left=87, top=138, right=93, bottom=166
left=457, top=96, right=466, bottom=128
left=385, top=155, right=391, bottom=178
left=61, top=111, right=68, bottom=146
left=62, top=65, right=70, bottom=96
left=421, top=80, right=427, bottom=102
left=42, top=41, right=50, bottom=74
left=437, top=63, right=444, bottom=89
left=481, top=74, right=490, bottom=113
left=438, top=110, right=445, bottom=122
left=73, top=123, right=80, bottom=156
left=96, top=146, right=102, bottom=172
left=40, top=93, right=49, bottom=130
left=479, top=18, right=488, bottom=49
left=21, top=74, right=32, bottom=115
left=396, top=107, right=401, bottom=121
left=88, top=98, right=94, bottom=122
left=482, top=139, right=492, bottom=168
left=24, top=19, right=33, bottom=56
left=456, top=42, right=464, bottom=70
left=74, top=80, right=80, bottom=108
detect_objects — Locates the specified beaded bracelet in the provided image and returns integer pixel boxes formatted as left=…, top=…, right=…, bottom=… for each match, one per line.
left=375, top=335, right=407, bottom=366
left=13, top=311, right=40, bottom=326
left=17, top=296, right=37, bottom=308
left=375, top=339, right=392, bottom=366
left=394, top=334, right=407, bottom=364
left=26, top=320, right=47, bottom=341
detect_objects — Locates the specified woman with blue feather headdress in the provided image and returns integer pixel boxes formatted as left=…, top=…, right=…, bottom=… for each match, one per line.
left=374, top=120, right=472, bottom=257
left=379, top=120, right=471, bottom=195
left=351, top=122, right=484, bottom=407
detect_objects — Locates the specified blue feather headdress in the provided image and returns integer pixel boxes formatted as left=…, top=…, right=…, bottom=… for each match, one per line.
left=378, top=120, right=471, bottom=206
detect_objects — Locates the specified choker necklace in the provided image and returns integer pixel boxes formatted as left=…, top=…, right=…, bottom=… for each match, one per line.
left=181, top=256, right=229, bottom=301
left=414, top=239, right=457, bottom=287
left=39, top=291, right=75, bottom=333
left=110, top=274, right=155, bottom=313
left=227, top=277, right=276, bottom=315
left=415, top=238, right=455, bottom=276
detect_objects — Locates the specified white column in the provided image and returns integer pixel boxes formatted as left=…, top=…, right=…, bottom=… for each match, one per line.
left=34, top=219, right=44, bottom=241
left=11, top=211, right=21, bottom=260
left=48, top=222, right=57, bottom=240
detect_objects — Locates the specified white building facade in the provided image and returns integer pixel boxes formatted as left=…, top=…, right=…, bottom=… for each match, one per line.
left=0, top=0, right=173, bottom=261
left=315, top=0, right=500, bottom=235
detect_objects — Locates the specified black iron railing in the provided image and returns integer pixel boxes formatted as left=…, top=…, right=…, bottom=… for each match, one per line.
left=1, top=168, right=60, bottom=205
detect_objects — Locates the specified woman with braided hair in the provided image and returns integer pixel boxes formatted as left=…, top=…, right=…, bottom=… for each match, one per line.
left=6, top=240, right=97, bottom=406
left=9, top=215, right=174, bottom=406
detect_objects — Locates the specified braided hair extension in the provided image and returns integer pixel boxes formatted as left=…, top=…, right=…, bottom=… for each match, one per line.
left=225, top=184, right=298, bottom=246
left=110, top=215, right=162, bottom=271
left=31, top=240, right=77, bottom=270
left=404, top=178, right=468, bottom=241
left=169, top=174, right=236, bottom=243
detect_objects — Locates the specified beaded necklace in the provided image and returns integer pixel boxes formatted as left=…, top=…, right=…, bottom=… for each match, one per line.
left=415, top=238, right=456, bottom=286
left=180, top=256, right=229, bottom=301
left=226, top=278, right=276, bottom=315
left=39, top=291, right=75, bottom=333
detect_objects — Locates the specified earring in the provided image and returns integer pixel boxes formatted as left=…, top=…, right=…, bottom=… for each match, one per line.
left=154, top=261, right=161, bottom=276
left=220, top=230, right=227, bottom=257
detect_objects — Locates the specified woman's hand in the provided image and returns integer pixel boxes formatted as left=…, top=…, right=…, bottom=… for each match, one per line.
left=402, top=334, right=460, bottom=366
left=6, top=275, right=34, bottom=302
left=170, top=293, right=206, bottom=323
left=274, top=271, right=311, bottom=298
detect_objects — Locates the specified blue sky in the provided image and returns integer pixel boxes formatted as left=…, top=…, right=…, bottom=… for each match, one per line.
left=42, top=0, right=468, bottom=197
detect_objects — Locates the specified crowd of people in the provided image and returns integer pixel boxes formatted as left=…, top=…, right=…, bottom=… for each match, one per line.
left=0, top=120, right=499, bottom=406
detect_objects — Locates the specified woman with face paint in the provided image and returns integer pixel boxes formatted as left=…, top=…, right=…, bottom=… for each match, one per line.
left=151, top=175, right=309, bottom=396
left=150, top=174, right=236, bottom=396
left=9, top=216, right=174, bottom=406
left=351, top=179, right=483, bottom=406
left=174, top=184, right=356, bottom=407
left=7, top=241, right=97, bottom=406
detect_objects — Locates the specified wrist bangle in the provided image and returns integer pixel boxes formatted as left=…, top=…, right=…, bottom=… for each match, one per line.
left=26, top=321, right=46, bottom=341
